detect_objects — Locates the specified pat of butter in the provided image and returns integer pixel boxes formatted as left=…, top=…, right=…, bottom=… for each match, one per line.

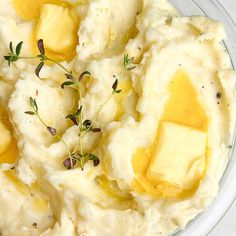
left=0, top=122, right=12, bottom=155
left=146, top=121, right=207, bottom=190
left=35, top=4, right=77, bottom=53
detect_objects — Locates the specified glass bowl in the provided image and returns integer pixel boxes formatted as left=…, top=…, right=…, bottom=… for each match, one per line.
left=167, top=0, right=236, bottom=235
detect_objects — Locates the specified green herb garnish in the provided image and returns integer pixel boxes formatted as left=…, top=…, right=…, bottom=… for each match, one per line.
left=5, top=39, right=71, bottom=79
left=25, top=97, right=74, bottom=168
left=4, top=41, right=23, bottom=66
left=123, top=53, right=136, bottom=71
left=6, top=40, right=121, bottom=171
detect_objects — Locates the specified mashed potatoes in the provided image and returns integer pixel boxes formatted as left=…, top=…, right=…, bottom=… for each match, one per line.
left=0, top=0, right=235, bottom=235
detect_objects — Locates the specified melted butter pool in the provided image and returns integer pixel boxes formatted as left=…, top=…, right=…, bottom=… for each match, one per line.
left=0, top=101, right=19, bottom=164
left=132, top=70, right=209, bottom=199
left=96, top=175, right=132, bottom=202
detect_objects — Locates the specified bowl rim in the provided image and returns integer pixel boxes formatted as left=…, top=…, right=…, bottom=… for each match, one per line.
left=167, top=0, right=236, bottom=235
left=202, top=1, right=236, bottom=234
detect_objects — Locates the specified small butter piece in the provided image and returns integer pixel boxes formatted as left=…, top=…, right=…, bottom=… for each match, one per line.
left=35, top=4, right=77, bottom=53
left=0, top=122, right=12, bottom=155
left=146, top=121, right=207, bottom=190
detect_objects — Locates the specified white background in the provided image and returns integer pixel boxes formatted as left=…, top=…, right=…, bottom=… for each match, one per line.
left=210, top=0, right=236, bottom=235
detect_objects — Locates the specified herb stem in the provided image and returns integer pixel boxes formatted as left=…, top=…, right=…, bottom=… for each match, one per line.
left=59, top=135, right=73, bottom=168
left=73, top=83, right=84, bottom=156
left=47, top=58, right=71, bottom=74
left=6, top=40, right=121, bottom=170
left=18, top=56, right=72, bottom=76
left=36, top=112, right=73, bottom=168
left=36, top=113, right=48, bottom=128
left=19, top=55, right=73, bottom=78
left=71, top=92, right=114, bottom=154
left=84, top=92, right=114, bottom=138
left=79, top=132, right=83, bottom=155
left=18, top=56, right=39, bottom=60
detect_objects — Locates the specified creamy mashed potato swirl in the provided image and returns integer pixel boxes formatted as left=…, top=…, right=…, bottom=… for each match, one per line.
left=0, top=0, right=235, bottom=235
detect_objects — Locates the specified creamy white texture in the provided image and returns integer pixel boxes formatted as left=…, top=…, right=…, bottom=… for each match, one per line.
left=0, top=0, right=235, bottom=235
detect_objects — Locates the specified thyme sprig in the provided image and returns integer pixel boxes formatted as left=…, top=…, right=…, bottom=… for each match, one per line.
left=66, top=79, right=121, bottom=169
left=4, top=39, right=71, bottom=79
left=5, top=40, right=122, bottom=170
left=123, top=54, right=136, bottom=71
left=24, top=96, right=104, bottom=170
left=25, top=97, right=74, bottom=168
left=4, top=41, right=23, bottom=66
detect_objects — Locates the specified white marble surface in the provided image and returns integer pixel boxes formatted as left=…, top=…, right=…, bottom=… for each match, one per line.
left=209, top=0, right=236, bottom=236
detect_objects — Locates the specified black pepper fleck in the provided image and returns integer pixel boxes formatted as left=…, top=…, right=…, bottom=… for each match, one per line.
left=32, top=223, right=37, bottom=228
left=202, top=85, right=205, bottom=89
left=217, top=101, right=220, bottom=105
left=228, top=145, right=233, bottom=148
left=216, top=92, right=222, bottom=99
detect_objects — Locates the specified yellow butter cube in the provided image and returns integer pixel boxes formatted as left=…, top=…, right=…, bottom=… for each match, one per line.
left=0, top=122, right=12, bottom=156
left=35, top=4, right=77, bottom=53
left=146, top=122, right=207, bottom=190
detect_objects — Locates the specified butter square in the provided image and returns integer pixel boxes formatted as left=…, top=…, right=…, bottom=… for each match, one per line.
left=35, top=4, right=77, bottom=53
left=146, top=122, right=207, bottom=189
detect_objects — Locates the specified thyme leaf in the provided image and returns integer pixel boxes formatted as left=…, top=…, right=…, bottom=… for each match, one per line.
left=91, top=128, right=101, bottom=133
left=66, top=114, right=79, bottom=126
left=79, top=71, right=91, bottom=82
left=30, top=97, right=38, bottom=113
left=47, top=126, right=57, bottom=136
left=35, top=62, right=44, bottom=78
left=123, top=53, right=136, bottom=71
left=61, top=81, right=75, bottom=89
left=9, top=42, right=14, bottom=53
left=66, top=106, right=83, bottom=126
left=37, top=39, right=45, bottom=56
left=16, top=41, right=23, bottom=56
left=112, top=79, right=122, bottom=94
left=24, top=111, right=36, bottom=115
left=4, top=55, right=18, bottom=66
left=63, top=157, right=77, bottom=170
left=4, top=41, right=23, bottom=66
left=65, top=73, right=73, bottom=80
left=112, top=79, right=118, bottom=91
